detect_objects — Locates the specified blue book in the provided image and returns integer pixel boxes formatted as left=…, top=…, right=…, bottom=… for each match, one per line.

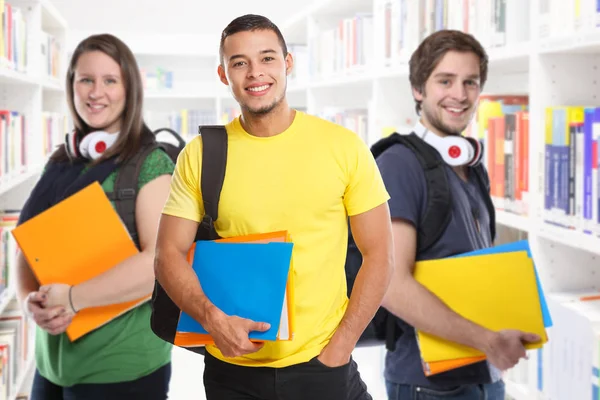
left=452, top=240, right=553, bottom=328
left=176, top=241, right=294, bottom=341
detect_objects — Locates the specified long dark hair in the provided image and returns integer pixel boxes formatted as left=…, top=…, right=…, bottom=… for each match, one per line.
left=51, top=33, right=152, bottom=164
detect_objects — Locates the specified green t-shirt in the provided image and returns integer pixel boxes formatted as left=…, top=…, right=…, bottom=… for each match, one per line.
left=36, top=148, right=175, bottom=386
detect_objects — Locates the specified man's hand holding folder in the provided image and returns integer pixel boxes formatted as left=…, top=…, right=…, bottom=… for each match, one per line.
left=202, top=308, right=271, bottom=357
left=479, top=329, right=541, bottom=371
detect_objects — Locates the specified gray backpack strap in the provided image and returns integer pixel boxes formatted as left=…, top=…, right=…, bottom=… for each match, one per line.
left=107, top=143, right=158, bottom=249
left=196, top=125, right=228, bottom=241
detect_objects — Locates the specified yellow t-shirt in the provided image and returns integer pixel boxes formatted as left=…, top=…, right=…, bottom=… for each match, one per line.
left=162, top=110, right=390, bottom=367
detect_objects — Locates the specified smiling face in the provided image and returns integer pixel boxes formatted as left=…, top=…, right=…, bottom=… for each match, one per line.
left=72, top=50, right=126, bottom=133
left=218, top=29, right=292, bottom=116
left=413, top=50, right=482, bottom=136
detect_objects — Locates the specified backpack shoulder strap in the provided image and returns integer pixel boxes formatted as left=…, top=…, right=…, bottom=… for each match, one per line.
left=471, top=163, right=496, bottom=242
left=108, top=142, right=159, bottom=250
left=373, top=133, right=452, bottom=253
left=197, top=125, right=228, bottom=241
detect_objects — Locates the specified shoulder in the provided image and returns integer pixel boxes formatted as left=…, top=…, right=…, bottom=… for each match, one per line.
left=301, top=112, right=362, bottom=143
left=136, top=146, right=176, bottom=190
left=376, top=140, right=425, bottom=179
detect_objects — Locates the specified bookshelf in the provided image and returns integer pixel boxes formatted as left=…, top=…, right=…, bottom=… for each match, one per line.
left=0, top=0, right=68, bottom=398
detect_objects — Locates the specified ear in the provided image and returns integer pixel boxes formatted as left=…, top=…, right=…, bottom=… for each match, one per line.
left=217, top=64, right=229, bottom=86
left=285, top=52, right=294, bottom=76
left=412, top=86, right=424, bottom=102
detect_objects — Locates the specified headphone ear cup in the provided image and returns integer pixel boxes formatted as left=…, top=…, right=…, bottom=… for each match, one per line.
left=465, top=137, right=483, bottom=166
left=439, top=136, right=474, bottom=167
left=65, top=130, right=81, bottom=159
left=80, top=131, right=118, bottom=160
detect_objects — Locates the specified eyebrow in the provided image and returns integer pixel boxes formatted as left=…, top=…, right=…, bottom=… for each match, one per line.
left=433, top=72, right=480, bottom=80
left=229, top=49, right=278, bottom=62
left=76, top=73, right=120, bottom=79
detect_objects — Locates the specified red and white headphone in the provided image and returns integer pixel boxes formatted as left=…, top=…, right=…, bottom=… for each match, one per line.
left=413, top=122, right=483, bottom=167
left=65, top=130, right=119, bottom=160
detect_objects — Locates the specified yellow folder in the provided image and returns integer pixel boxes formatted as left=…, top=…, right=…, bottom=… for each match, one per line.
left=11, top=182, right=145, bottom=341
left=173, top=230, right=295, bottom=348
left=414, top=251, right=547, bottom=363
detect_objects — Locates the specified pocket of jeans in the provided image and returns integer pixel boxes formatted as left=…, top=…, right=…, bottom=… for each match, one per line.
left=309, top=355, right=351, bottom=370
left=415, top=385, right=469, bottom=399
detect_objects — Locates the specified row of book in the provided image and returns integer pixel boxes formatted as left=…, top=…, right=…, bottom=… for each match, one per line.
left=380, top=0, right=530, bottom=64
left=539, top=0, right=600, bottom=38
left=0, top=110, right=67, bottom=186
left=1, top=1, right=27, bottom=73
left=544, top=106, right=600, bottom=236
left=466, top=95, right=530, bottom=217
left=307, top=13, right=374, bottom=79
left=143, top=109, right=218, bottom=143
left=0, top=110, right=27, bottom=182
left=1, top=1, right=62, bottom=81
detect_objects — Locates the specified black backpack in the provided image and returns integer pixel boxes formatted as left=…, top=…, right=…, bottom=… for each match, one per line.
left=107, top=127, right=188, bottom=249
left=346, top=132, right=496, bottom=351
left=148, top=126, right=227, bottom=355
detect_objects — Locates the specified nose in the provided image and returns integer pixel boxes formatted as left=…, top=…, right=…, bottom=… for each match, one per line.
left=450, top=82, right=468, bottom=102
left=247, top=63, right=265, bottom=79
left=89, top=81, right=104, bottom=99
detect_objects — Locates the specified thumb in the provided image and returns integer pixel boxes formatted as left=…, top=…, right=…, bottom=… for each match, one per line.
left=520, top=332, right=541, bottom=343
left=248, top=321, right=271, bottom=332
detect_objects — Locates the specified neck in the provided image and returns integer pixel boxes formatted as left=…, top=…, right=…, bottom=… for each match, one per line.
left=240, top=101, right=295, bottom=138
left=419, top=116, right=448, bottom=139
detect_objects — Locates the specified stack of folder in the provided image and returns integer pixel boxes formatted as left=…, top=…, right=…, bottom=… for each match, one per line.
left=173, top=231, right=296, bottom=348
left=11, top=182, right=147, bottom=341
left=413, top=240, right=552, bottom=376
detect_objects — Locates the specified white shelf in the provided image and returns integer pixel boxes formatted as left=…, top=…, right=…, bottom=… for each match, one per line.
left=535, top=224, right=600, bottom=256
left=0, top=68, right=40, bottom=87
left=0, top=289, right=15, bottom=317
left=41, top=0, right=67, bottom=30
left=0, top=164, right=45, bottom=198
left=496, top=211, right=530, bottom=232
left=505, top=379, right=539, bottom=400
left=10, top=355, right=35, bottom=400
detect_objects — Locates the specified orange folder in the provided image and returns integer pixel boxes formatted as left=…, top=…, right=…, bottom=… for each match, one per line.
left=173, top=230, right=295, bottom=348
left=11, top=182, right=147, bottom=341
left=423, top=356, right=486, bottom=376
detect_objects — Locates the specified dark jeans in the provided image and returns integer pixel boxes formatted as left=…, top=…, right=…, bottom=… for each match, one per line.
left=385, top=379, right=505, bottom=400
left=30, top=362, right=171, bottom=400
left=204, top=350, right=372, bottom=400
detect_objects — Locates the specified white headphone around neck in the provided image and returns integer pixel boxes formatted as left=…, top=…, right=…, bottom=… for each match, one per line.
left=65, top=130, right=119, bottom=160
left=413, top=122, right=483, bottom=167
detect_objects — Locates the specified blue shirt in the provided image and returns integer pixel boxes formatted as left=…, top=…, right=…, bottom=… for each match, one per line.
left=377, top=141, right=501, bottom=389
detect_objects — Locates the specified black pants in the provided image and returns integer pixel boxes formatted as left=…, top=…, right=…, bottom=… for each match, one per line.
left=30, top=362, right=171, bottom=400
left=204, top=351, right=372, bottom=400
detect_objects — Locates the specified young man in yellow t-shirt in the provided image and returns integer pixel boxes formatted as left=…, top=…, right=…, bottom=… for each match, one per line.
left=154, top=14, right=394, bottom=400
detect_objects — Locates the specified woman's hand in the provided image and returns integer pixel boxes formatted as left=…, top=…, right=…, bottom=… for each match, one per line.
left=25, top=289, right=73, bottom=335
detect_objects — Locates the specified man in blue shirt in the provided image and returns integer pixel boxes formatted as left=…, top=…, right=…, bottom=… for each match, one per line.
left=378, top=29, right=541, bottom=399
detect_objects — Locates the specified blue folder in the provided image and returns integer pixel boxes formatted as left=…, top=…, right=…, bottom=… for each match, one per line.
left=176, top=241, right=294, bottom=341
left=452, top=240, right=552, bottom=327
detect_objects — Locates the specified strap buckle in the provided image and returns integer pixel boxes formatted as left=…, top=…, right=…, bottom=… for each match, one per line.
left=117, top=188, right=136, bottom=200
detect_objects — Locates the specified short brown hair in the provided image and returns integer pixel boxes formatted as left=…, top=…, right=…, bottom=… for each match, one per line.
left=219, top=14, right=288, bottom=66
left=52, top=33, right=151, bottom=164
left=409, top=30, right=488, bottom=114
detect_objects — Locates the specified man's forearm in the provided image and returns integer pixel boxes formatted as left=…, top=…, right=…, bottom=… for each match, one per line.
left=330, top=254, right=393, bottom=354
left=154, top=246, right=217, bottom=326
left=383, top=274, right=493, bottom=351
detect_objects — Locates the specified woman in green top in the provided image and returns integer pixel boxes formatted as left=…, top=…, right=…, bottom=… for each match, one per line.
left=15, top=34, right=174, bottom=399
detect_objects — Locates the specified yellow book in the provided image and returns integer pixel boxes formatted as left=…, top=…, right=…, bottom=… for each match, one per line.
left=414, top=251, right=547, bottom=362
